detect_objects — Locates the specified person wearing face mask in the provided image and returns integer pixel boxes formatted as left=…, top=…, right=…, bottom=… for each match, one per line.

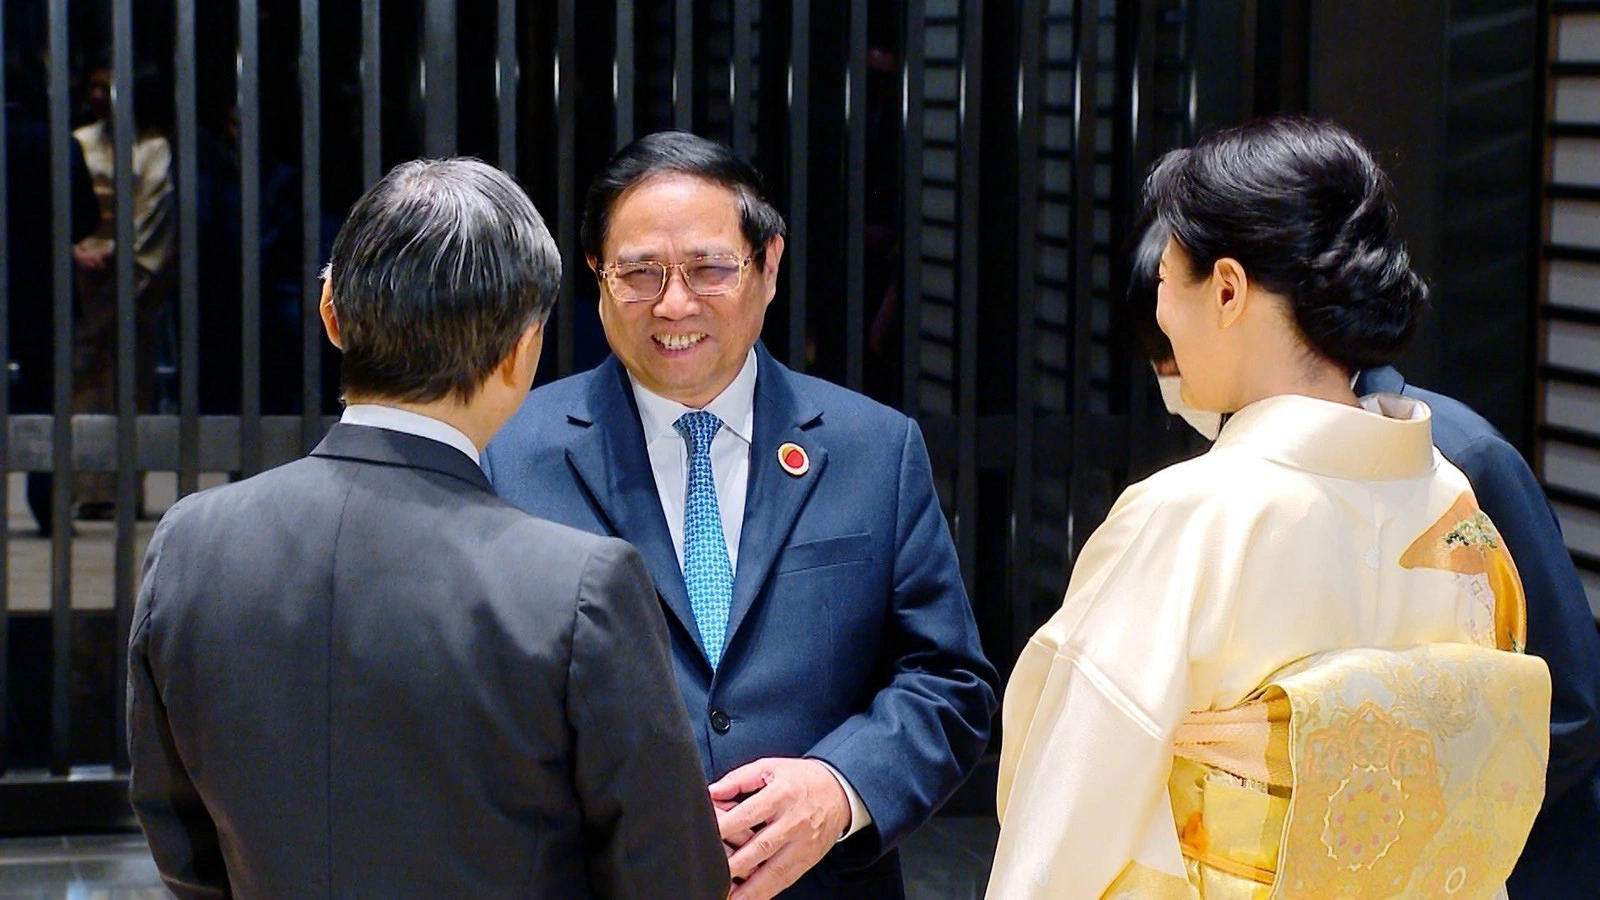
left=988, top=116, right=1551, bottom=898
left=1126, top=218, right=1223, bottom=442
left=1126, top=211, right=1600, bottom=898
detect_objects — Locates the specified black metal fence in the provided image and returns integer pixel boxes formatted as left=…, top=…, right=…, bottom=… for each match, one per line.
left=0, top=0, right=1207, bottom=831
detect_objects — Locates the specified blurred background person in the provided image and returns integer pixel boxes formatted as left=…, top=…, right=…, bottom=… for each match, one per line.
left=4, top=48, right=99, bottom=536
left=69, top=59, right=173, bottom=519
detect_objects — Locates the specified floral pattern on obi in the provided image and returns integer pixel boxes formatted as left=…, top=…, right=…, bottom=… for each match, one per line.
left=1270, top=645, right=1549, bottom=899
left=1294, top=701, right=1444, bottom=887
left=1400, top=492, right=1526, bottom=653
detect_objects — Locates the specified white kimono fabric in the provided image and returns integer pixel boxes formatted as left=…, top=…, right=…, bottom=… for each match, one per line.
left=989, top=393, right=1544, bottom=898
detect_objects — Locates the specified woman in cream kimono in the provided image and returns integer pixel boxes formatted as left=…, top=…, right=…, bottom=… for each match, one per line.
left=988, top=117, right=1550, bottom=899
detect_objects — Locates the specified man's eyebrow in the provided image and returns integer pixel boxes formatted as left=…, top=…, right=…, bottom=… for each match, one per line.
left=610, top=246, right=742, bottom=263
left=607, top=249, right=663, bottom=264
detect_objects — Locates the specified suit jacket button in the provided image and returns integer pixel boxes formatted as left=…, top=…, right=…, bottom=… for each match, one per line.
left=709, top=710, right=731, bottom=734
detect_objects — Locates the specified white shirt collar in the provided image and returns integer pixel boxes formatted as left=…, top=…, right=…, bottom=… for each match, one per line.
left=339, top=404, right=482, bottom=464
left=629, top=348, right=759, bottom=445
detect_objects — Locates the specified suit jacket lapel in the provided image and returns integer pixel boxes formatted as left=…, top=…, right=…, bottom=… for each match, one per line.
left=562, top=358, right=702, bottom=650
left=726, top=346, right=826, bottom=647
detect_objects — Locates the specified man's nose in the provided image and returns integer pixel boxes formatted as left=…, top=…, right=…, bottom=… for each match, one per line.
left=652, top=267, right=700, bottom=318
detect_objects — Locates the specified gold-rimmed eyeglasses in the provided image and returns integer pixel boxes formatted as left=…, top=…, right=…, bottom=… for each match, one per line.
left=597, top=255, right=754, bottom=303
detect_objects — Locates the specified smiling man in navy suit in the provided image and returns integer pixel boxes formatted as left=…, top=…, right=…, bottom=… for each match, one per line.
left=484, top=132, right=998, bottom=899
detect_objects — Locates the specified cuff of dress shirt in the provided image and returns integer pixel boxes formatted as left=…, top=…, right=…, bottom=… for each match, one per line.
left=815, top=759, right=872, bottom=842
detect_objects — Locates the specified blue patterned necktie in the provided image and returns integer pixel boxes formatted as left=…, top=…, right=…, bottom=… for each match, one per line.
left=675, top=411, right=735, bottom=668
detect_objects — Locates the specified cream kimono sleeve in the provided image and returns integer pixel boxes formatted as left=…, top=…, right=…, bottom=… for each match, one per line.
left=989, top=465, right=1258, bottom=899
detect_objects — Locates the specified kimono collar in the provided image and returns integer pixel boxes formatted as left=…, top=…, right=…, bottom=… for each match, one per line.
left=1211, top=391, right=1435, bottom=481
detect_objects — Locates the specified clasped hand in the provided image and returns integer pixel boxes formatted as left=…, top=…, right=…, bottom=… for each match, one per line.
left=708, top=757, right=851, bottom=900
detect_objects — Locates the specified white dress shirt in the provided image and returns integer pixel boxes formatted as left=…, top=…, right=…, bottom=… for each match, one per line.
left=628, top=349, right=873, bottom=841
left=631, top=351, right=759, bottom=572
left=339, top=404, right=481, bottom=465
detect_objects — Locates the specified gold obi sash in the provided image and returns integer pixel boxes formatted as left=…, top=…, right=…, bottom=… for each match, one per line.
left=1167, top=644, right=1550, bottom=898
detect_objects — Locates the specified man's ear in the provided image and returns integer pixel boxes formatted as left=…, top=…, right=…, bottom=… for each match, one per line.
left=319, top=279, right=341, bottom=349
left=587, top=255, right=605, bottom=306
left=758, top=235, right=785, bottom=304
left=500, top=318, right=545, bottom=385
left=1213, top=257, right=1250, bottom=329
left=761, top=235, right=785, bottom=279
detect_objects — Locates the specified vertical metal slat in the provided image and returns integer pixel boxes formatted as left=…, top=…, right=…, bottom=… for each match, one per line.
left=0, top=0, right=11, bottom=775
left=675, top=0, right=695, bottom=129
left=556, top=0, right=576, bottom=376
left=497, top=0, right=518, bottom=175
left=47, top=0, right=73, bottom=777
left=614, top=0, right=634, bottom=147
left=301, top=0, right=323, bottom=453
left=361, top=2, right=381, bottom=186
left=1012, top=0, right=1043, bottom=652
left=1123, top=0, right=1158, bottom=477
left=424, top=0, right=459, bottom=158
left=111, top=0, right=138, bottom=772
left=240, top=0, right=263, bottom=475
left=901, top=0, right=924, bottom=418
left=1067, top=0, right=1101, bottom=562
left=786, top=0, right=809, bottom=372
left=176, top=0, right=200, bottom=497
left=731, top=0, right=753, bottom=158
left=845, top=0, right=866, bottom=392
left=1182, top=1, right=1198, bottom=138
left=955, top=1, right=983, bottom=598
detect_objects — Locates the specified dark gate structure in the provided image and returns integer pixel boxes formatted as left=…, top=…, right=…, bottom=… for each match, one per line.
left=0, top=0, right=1210, bottom=831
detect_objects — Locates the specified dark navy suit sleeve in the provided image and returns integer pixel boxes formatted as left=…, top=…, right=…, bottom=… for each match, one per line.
left=1454, top=436, right=1600, bottom=807
left=127, top=507, right=230, bottom=899
left=806, top=417, right=999, bottom=853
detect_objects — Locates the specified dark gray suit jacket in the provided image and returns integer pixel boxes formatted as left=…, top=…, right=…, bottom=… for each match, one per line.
left=128, top=424, right=728, bottom=899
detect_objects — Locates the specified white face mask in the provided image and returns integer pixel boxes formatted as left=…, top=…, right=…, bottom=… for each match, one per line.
left=1155, top=372, right=1223, bottom=441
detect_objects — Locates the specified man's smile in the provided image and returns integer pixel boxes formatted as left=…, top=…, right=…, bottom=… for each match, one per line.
left=654, top=332, right=707, bottom=352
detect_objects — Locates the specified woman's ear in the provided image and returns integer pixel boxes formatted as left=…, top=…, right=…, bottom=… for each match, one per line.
left=1212, top=257, right=1250, bottom=329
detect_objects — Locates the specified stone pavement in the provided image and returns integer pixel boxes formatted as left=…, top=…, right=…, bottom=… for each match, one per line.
left=3, top=472, right=227, bottom=613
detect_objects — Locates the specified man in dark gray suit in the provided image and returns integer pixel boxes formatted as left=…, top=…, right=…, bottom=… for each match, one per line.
left=127, top=158, right=728, bottom=899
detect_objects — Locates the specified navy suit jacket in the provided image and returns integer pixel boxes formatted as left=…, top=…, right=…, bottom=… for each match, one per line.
left=485, top=344, right=999, bottom=897
left=1358, top=366, right=1600, bottom=897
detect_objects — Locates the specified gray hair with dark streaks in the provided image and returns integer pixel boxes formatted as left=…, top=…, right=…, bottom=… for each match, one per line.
left=326, top=157, right=560, bottom=403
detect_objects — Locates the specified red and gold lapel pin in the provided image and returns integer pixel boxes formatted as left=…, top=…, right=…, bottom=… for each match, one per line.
left=777, top=442, right=810, bottom=477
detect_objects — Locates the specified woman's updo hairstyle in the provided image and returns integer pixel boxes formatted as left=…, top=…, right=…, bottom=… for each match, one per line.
left=1143, top=115, right=1428, bottom=371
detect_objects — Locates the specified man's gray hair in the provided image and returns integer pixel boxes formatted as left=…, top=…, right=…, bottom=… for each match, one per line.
left=325, top=158, right=561, bottom=403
